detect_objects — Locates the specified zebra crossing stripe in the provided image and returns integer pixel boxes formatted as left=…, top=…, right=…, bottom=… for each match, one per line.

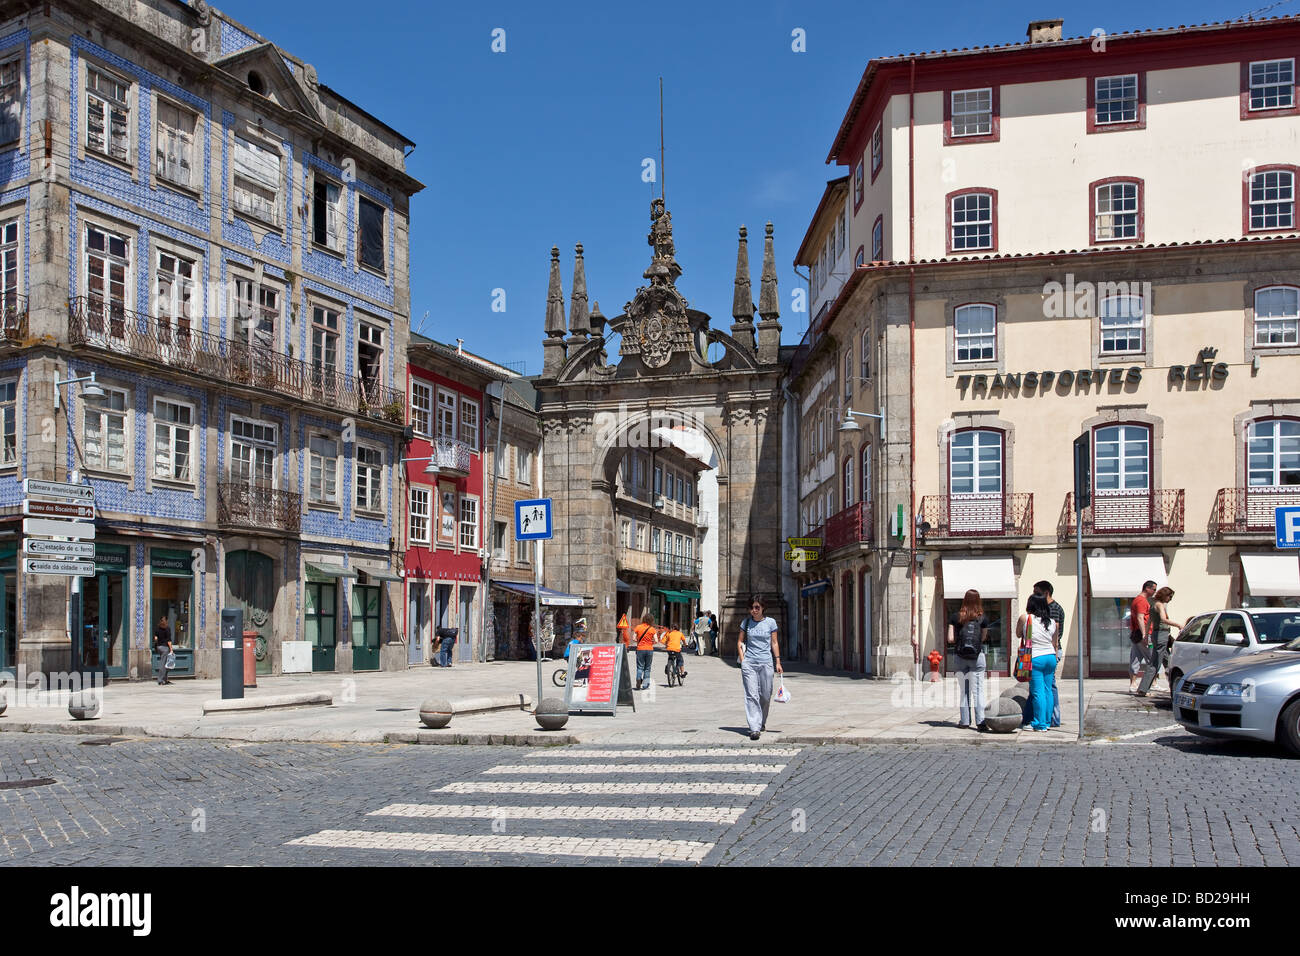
left=524, top=749, right=802, bottom=758
left=369, top=804, right=747, bottom=824
left=485, top=763, right=786, bottom=775
left=434, top=781, right=768, bottom=795
left=287, top=829, right=714, bottom=863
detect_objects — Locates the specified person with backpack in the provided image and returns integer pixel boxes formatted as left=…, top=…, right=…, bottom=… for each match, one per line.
left=946, top=589, right=989, bottom=731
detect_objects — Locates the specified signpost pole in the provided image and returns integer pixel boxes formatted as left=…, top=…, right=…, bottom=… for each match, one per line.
left=1073, top=435, right=1090, bottom=743
left=534, top=547, right=543, bottom=710
left=70, top=469, right=82, bottom=679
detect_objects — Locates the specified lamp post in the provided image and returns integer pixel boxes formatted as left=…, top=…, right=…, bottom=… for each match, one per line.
left=399, top=455, right=441, bottom=664
left=480, top=377, right=520, bottom=664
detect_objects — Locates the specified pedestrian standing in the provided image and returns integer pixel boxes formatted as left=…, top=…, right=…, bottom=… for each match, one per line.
left=708, top=612, right=719, bottom=656
left=633, top=612, right=656, bottom=691
left=1137, top=587, right=1183, bottom=697
left=1034, top=580, right=1066, bottom=727
left=738, top=596, right=782, bottom=740
left=1128, top=580, right=1157, bottom=693
left=154, top=615, right=173, bottom=685
left=692, top=610, right=710, bottom=656
left=1018, top=593, right=1059, bottom=731
left=946, top=589, right=988, bottom=731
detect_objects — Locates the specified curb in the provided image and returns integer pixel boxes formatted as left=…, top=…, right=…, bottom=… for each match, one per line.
left=444, top=694, right=533, bottom=715
left=386, top=730, right=578, bottom=746
left=203, top=692, right=333, bottom=715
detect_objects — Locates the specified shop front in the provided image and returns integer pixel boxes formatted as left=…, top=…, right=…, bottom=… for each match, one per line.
left=82, top=542, right=130, bottom=679
left=939, top=556, right=1018, bottom=676
left=305, top=560, right=355, bottom=672
left=1084, top=552, right=1168, bottom=677
left=0, top=543, right=16, bottom=671
left=150, top=547, right=195, bottom=677
left=1238, top=552, right=1300, bottom=609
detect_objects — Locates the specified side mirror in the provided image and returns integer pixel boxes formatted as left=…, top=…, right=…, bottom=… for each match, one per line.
left=1226, top=634, right=1247, bottom=647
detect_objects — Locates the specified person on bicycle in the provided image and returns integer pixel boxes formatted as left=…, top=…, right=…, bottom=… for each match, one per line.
left=663, top=626, right=688, bottom=681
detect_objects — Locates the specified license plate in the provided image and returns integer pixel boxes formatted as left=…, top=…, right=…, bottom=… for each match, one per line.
left=1178, top=693, right=1197, bottom=710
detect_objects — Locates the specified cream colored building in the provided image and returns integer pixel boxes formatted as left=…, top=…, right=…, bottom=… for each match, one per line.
left=791, top=15, right=1300, bottom=678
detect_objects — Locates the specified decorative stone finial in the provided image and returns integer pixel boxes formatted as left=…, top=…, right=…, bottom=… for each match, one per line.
left=758, top=221, right=779, bottom=321
left=568, top=242, right=589, bottom=340
left=544, top=245, right=566, bottom=338
left=732, top=225, right=754, bottom=323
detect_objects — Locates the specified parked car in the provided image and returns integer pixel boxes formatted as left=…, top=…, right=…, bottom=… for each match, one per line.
left=1167, top=609, right=1300, bottom=694
left=1173, top=633, right=1300, bottom=755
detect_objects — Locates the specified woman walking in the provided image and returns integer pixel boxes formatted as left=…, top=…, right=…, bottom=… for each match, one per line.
left=738, top=597, right=782, bottom=740
left=632, top=612, right=657, bottom=691
left=946, top=589, right=988, bottom=731
left=1018, top=593, right=1060, bottom=731
left=1137, top=587, right=1183, bottom=697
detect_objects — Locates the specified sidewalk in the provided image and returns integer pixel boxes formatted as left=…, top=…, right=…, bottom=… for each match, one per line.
left=0, top=653, right=1148, bottom=747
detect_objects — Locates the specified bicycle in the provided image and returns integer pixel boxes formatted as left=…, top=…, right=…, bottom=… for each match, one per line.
left=665, top=651, right=686, bottom=687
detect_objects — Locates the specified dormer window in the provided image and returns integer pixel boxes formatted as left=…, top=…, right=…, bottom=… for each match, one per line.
left=247, top=71, right=267, bottom=96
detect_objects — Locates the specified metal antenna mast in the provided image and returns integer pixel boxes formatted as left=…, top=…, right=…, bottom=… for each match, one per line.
left=659, top=77, right=666, bottom=204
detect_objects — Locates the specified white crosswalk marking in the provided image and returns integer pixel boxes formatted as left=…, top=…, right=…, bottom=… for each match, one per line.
left=524, top=749, right=802, bottom=758
left=434, top=781, right=768, bottom=795
left=370, top=804, right=747, bottom=824
left=486, top=763, right=786, bottom=775
left=287, top=829, right=715, bottom=863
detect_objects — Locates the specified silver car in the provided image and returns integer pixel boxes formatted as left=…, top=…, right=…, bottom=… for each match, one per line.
left=1173, top=633, right=1300, bottom=755
left=1168, top=608, right=1300, bottom=693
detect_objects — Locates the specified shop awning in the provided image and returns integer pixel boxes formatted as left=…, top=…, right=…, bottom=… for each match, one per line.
left=657, top=589, right=692, bottom=604
left=616, top=578, right=633, bottom=592
left=1241, top=553, right=1300, bottom=597
left=305, top=562, right=358, bottom=580
left=358, top=568, right=402, bottom=582
left=941, top=557, right=1017, bottom=600
left=678, top=589, right=701, bottom=599
left=800, top=578, right=832, bottom=597
left=1085, top=553, right=1167, bottom=598
left=493, top=581, right=585, bottom=607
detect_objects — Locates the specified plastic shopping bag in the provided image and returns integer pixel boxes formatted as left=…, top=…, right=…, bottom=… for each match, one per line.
left=164, top=651, right=177, bottom=670
left=774, top=676, right=790, bottom=703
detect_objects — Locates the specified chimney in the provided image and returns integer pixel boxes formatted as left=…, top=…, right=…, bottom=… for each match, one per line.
left=1026, top=18, right=1063, bottom=44
left=456, top=338, right=464, bottom=354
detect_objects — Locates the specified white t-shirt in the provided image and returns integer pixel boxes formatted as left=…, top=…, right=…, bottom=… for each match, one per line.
left=1027, top=617, right=1058, bottom=658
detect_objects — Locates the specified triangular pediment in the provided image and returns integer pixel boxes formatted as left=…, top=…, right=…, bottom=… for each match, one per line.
left=215, top=43, right=320, bottom=122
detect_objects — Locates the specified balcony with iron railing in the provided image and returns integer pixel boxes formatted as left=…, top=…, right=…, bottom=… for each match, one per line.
left=1059, top=489, right=1185, bottom=541
left=217, top=481, right=303, bottom=534
left=69, top=297, right=405, bottom=424
left=656, top=553, right=702, bottom=578
left=1211, top=486, right=1300, bottom=538
left=825, top=501, right=874, bottom=552
left=918, top=493, right=1034, bottom=541
left=427, top=436, right=472, bottom=478
left=1, top=294, right=28, bottom=343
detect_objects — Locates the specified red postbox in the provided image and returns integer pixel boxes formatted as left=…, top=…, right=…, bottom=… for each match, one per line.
left=242, top=630, right=258, bottom=688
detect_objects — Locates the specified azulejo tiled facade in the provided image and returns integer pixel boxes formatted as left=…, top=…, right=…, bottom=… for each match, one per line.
left=0, top=0, right=422, bottom=680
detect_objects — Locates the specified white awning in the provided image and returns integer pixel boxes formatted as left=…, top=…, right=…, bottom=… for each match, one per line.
left=1086, top=553, right=1167, bottom=598
left=942, top=556, right=1017, bottom=600
left=1241, top=553, right=1300, bottom=597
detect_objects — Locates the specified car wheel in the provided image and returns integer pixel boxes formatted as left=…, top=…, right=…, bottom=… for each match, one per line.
left=1279, top=699, right=1300, bottom=758
left=1169, top=670, right=1183, bottom=695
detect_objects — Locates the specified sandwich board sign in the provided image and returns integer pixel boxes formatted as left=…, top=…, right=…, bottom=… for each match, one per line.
left=562, top=642, right=635, bottom=715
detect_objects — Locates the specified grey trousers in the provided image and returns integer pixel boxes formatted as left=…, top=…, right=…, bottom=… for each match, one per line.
left=741, top=662, right=773, bottom=733
left=953, top=655, right=986, bottom=726
left=1137, top=638, right=1168, bottom=693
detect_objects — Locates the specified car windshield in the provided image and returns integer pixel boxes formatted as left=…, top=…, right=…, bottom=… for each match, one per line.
left=1249, top=611, right=1300, bottom=645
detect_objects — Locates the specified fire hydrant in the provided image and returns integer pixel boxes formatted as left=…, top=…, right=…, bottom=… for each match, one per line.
left=926, top=649, right=943, bottom=682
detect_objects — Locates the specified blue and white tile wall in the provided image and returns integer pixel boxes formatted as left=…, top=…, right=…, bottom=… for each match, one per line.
left=300, top=152, right=396, bottom=307
left=218, top=19, right=260, bottom=57
left=0, top=29, right=31, bottom=184
left=296, top=412, right=394, bottom=547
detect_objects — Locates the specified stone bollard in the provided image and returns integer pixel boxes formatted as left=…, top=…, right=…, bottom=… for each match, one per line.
left=419, top=698, right=453, bottom=729
left=68, top=691, right=102, bottom=721
left=983, top=696, right=1022, bottom=733
left=0, top=690, right=7, bottom=717
left=534, top=696, right=569, bottom=731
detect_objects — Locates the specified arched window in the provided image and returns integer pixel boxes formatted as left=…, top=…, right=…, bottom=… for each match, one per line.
left=1248, top=419, right=1300, bottom=487
left=843, top=456, right=854, bottom=508
left=1094, top=424, right=1151, bottom=492
left=860, top=444, right=872, bottom=504
left=1244, top=166, right=1296, bottom=232
left=949, top=429, right=1002, bottom=496
left=1254, top=285, right=1299, bottom=347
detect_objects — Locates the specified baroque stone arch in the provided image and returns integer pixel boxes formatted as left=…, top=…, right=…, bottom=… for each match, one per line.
left=590, top=406, right=730, bottom=491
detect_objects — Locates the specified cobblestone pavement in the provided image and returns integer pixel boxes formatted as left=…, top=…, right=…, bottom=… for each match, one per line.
left=1, top=733, right=1296, bottom=866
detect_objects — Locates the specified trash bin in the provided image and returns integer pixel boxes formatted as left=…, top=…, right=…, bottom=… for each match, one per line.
left=242, top=630, right=258, bottom=688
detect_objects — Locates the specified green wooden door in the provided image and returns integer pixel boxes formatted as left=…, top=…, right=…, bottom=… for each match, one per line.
left=82, top=571, right=129, bottom=679
left=351, top=584, right=380, bottom=671
left=224, top=550, right=275, bottom=675
left=306, top=582, right=336, bottom=671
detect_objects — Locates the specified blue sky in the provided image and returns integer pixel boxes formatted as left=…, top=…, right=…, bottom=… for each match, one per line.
left=214, top=0, right=1285, bottom=372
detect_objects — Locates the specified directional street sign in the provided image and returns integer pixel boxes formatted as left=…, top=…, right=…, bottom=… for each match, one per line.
left=515, top=498, right=553, bottom=541
left=1277, top=506, right=1300, bottom=549
left=23, top=499, right=95, bottom=520
left=23, top=558, right=94, bottom=577
left=23, top=478, right=95, bottom=503
left=24, top=538, right=95, bottom=559
left=22, top=517, right=96, bottom=539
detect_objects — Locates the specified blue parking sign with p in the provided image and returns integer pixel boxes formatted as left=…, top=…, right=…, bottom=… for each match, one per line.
left=515, top=498, right=553, bottom=541
left=1277, top=506, right=1300, bottom=549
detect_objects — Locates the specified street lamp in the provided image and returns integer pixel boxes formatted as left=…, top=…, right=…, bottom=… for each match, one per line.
left=54, top=372, right=105, bottom=411
left=839, top=408, right=884, bottom=434
left=399, top=455, right=442, bottom=477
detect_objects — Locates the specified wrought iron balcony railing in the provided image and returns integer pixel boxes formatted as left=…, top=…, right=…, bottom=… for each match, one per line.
left=919, top=493, right=1034, bottom=539
left=1, top=294, right=28, bottom=342
left=1060, top=489, right=1185, bottom=539
left=1211, top=486, right=1300, bottom=537
left=825, top=501, right=874, bottom=551
left=69, top=297, right=405, bottom=423
left=217, top=481, right=303, bottom=534
left=427, top=436, right=472, bottom=477
left=656, top=553, right=702, bottom=578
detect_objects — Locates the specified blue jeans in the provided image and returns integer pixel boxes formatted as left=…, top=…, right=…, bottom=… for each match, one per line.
left=1029, top=654, right=1057, bottom=730
left=438, top=639, right=454, bottom=667
left=636, top=649, right=653, bottom=685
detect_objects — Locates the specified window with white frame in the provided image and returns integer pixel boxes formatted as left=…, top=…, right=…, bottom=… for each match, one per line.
left=836, top=211, right=846, bottom=257
left=620, top=519, right=631, bottom=549
left=950, top=88, right=992, bottom=137
left=154, top=249, right=195, bottom=343
left=356, top=445, right=383, bottom=512
left=311, top=305, right=340, bottom=378
left=635, top=521, right=647, bottom=551
left=1247, top=419, right=1300, bottom=487
left=517, top=446, right=533, bottom=486
left=1094, top=424, right=1150, bottom=492
left=409, top=487, right=431, bottom=544
left=860, top=328, right=871, bottom=380
left=653, top=465, right=662, bottom=495
left=496, top=442, right=510, bottom=479
left=685, top=480, right=693, bottom=508
left=872, top=217, right=883, bottom=261
left=0, top=379, right=16, bottom=465
left=853, top=160, right=864, bottom=208
left=870, top=123, right=882, bottom=175
left=651, top=528, right=661, bottom=554
left=843, top=456, right=854, bottom=507
left=1254, top=285, right=1300, bottom=346
left=86, top=66, right=129, bottom=163
left=844, top=350, right=853, bottom=399
left=1249, top=58, right=1295, bottom=111
left=155, top=100, right=197, bottom=189
left=828, top=486, right=835, bottom=515
left=492, top=520, right=507, bottom=560
left=232, top=135, right=281, bottom=227
left=1099, top=294, right=1145, bottom=354
left=358, top=322, right=384, bottom=396
left=950, top=430, right=1002, bottom=496
left=515, top=535, right=533, bottom=563
left=954, top=304, right=996, bottom=363
left=84, top=386, right=128, bottom=473
left=950, top=192, right=993, bottom=250
left=634, top=454, right=645, bottom=488
left=153, top=398, right=193, bottom=482
left=436, top=389, right=456, bottom=440
left=676, top=474, right=684, bottom=503
left=0, top=58, right=22, bottom=145
left=0, top=218, right=17, bottom=314
left=358, top=196, right=385, bottom=272
left=230, top=417, right=275, bottom=489
left=460, top=398, right=479, bottom=451
left=410, top=380, right=433, bottom=435
left=233, top=278, right=277, bottom=349
left=312, top=174, right=344, bottom=251
left=1248, top=169, right=1295, bottom=230
left=1094, top=75, right=1139, bottom=124
left=459, top=496, right=478, bottom=549
left=1094, top=181, right=1140, bottom=240
left=861, top=444, right=872, bottom=503
left=85, top=224, right=129, bottom=332
left=309, top=434, right=339, bottom=505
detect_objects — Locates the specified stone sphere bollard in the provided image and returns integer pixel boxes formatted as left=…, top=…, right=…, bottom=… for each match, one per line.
left=68, top=692, right=102, bottom=721
left=0, top=690, right=7, bottom=717
left=534, top=697, right=569, bottom=731
left=983, top=696, right=1023, bottom=733
left=419, top=698, right=453, bottom=729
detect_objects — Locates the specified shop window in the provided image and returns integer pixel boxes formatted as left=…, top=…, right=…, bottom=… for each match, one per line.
left=943, top=596, right=1010, bottom=674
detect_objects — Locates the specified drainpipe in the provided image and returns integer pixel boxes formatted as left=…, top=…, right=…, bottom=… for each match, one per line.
left=908, top=56, right=920, bottom=682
